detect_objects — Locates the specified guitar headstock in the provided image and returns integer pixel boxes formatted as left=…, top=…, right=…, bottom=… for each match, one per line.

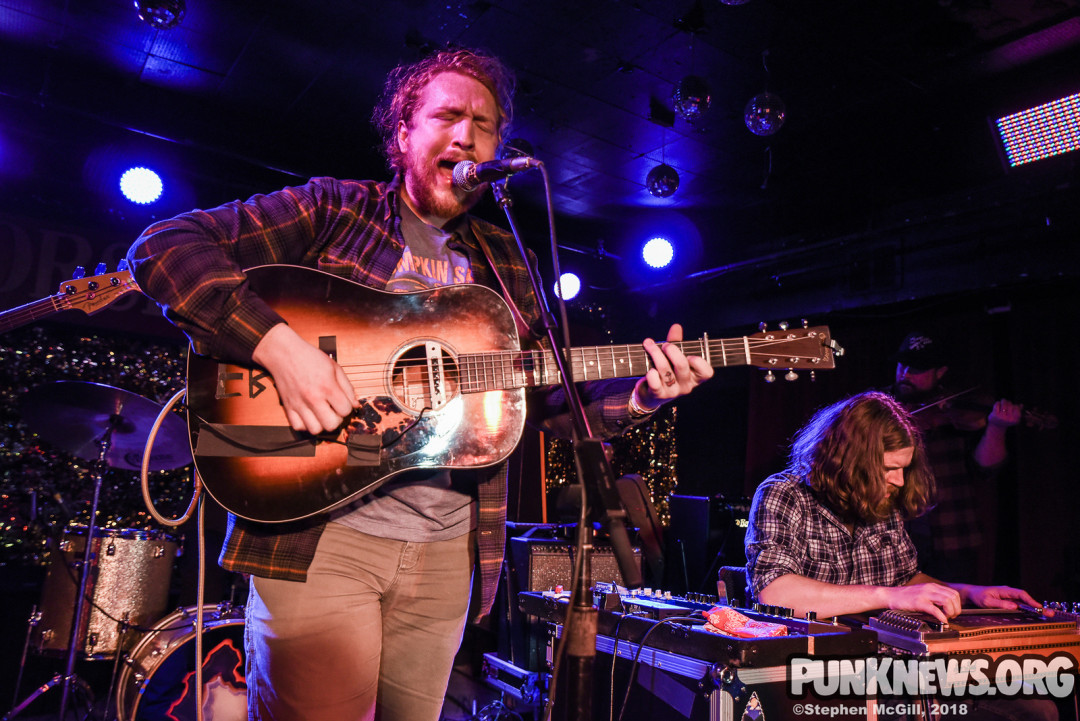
left=57, top=262, right=140, bottom=316
left=749, top=322, right=843, bottom=381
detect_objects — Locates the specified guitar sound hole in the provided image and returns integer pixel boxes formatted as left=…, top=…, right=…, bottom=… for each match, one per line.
left=390, top=344, right=459, bottom=413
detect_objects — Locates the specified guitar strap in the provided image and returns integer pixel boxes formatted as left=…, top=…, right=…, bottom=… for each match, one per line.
left=472, top=229, right=539, bottom=344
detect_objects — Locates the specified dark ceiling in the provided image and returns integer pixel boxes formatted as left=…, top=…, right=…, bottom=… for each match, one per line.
left=1, top=0, right=1079, bottom=328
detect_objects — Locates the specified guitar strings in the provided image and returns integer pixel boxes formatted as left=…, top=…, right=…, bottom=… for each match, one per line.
left=332, top=340, right=826, bottom=371
left=332, top=336, right=824, bottom=374
left=1, top=277, right=138, bottom=332
left=330, top=336, right=827, bottom=396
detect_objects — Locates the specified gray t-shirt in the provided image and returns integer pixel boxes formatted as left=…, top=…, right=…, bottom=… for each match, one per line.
left=332, top=200, right=477, bottom=542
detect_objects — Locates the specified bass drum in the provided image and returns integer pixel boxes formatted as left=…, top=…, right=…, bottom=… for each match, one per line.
left=116, top=604, right=247, bottom=721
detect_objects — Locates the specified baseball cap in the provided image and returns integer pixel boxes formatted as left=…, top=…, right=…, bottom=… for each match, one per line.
left=893, top=331, right=947, bottom=370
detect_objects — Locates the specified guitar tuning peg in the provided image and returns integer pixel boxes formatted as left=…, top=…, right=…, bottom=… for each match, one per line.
left=801, top=318, right=809, bottom=328
left=764, top=370, right=776, bottom=383
left=758, top=322, right=767, bottom=332
left=117, top=259, right=129, bottom=271
left=810, top=371, right=817, bottom=382
left=72, top=266, right=86, bottom=279
left=784, top=370, right=799, bottom=382
left=778, top=321, right=789, bottom=331
left=94, top=262, right=107, bottom=275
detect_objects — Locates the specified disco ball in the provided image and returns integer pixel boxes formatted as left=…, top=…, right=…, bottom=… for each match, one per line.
left=744, top=92, right=787, bottom=137
left=134, top=0, right=186, bottom=30
left=673, top=75, right=712, bottom=122
left=646, top=164, right=680, bottom=198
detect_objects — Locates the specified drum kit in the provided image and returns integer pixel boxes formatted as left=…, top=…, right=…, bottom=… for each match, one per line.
left=7, top=381, right=248, bottom=721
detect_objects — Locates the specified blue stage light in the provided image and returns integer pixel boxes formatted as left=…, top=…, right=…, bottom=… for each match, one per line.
left=119, top=166, right=163, bottom=204
left=553, top=272, right=581, bottom=301
left=642, top=237, right=674, bottom=269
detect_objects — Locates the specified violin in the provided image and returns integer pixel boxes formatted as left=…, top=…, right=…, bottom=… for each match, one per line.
left=906, top=386, right=1058, bottom=432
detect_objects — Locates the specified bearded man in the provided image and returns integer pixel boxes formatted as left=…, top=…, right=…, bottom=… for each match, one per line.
left=744, top=392, right=1056, bottom=721
left=128, top=47, right=712, bottom=720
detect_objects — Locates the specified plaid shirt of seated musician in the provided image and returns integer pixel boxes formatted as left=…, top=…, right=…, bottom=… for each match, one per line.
left=745, top=391, right=1042, bottom=625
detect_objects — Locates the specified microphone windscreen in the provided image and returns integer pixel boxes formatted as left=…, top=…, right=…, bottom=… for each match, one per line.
left=452, top=161, right=478, bottom=192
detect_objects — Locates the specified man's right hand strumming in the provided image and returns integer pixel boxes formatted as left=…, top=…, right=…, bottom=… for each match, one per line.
left=252, top=322, right=358, bottom=434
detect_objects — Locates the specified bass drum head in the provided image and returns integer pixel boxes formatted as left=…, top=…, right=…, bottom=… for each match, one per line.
left=117, top=604, right=246, bottom=721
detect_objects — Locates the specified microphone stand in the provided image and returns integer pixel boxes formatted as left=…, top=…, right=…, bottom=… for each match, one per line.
left=490, top=176, right=642, bottom=721
left=58, top=418, right=116, bottom=720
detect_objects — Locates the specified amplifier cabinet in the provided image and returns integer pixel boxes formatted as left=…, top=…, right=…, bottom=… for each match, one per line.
left=509, top=537, right=641, bottom=592
left=501, top=538, right=641, bottom=676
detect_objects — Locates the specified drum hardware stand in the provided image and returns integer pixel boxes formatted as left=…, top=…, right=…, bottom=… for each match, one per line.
left=6, top=419, right=117, bottom=721
left=10, top=381, right=194, bottom=721
left=11, top=606, right=41, bottom=709
left=2, top=677, right=94, bottom=721
left=102, top=614, right=131, bottom=721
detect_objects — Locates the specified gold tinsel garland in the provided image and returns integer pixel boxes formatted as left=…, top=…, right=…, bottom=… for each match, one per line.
left=0, top=326, right=191, bottom=567
left=544, top=405, right=677, bottom=525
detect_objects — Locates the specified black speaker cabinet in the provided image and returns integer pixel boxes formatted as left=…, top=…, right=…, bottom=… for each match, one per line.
left=509, top=537, right=641, bottom=592
left=667, top=494, right=750, bottom=594
left=497, top=533, right=643, bottom=674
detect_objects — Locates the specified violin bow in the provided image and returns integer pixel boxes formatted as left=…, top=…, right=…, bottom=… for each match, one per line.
left=908, top=386, right=982, bottom=415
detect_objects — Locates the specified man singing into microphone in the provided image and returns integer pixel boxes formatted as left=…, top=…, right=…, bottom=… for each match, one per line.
left=126, top=47, right=712, bottom=720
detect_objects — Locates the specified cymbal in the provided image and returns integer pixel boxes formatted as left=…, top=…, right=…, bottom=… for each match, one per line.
left=20, top=381, right=193, bottom=471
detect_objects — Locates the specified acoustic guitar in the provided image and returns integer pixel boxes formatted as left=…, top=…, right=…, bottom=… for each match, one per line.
left=188, top=265, right=842, bottom=522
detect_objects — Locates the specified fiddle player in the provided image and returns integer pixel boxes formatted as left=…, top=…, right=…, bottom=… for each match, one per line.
left=889, top=331, right=1021, bottom=583
left=745, top=391, right=1056, bottom=720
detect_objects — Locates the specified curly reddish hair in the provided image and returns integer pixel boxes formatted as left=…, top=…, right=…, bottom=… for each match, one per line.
left=788, top=391, right=935, bottom=524
left=372, top=47, right=515, bottom=171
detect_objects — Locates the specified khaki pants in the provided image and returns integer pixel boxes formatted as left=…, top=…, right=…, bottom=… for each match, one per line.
left=245, top=523, right=474, bottom=721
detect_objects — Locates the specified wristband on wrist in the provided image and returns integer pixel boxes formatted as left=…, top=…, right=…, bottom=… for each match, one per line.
left=628, top=390, right=661, bottom=418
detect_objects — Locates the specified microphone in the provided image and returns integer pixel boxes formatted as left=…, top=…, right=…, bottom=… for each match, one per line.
left=452, top=156, right=540, bottom=192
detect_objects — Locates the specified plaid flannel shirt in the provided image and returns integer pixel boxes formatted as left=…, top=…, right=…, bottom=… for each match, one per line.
left=913, top=425, right=988, bottom=555
left=744, top=473, right=919, bottom=601
left=127, top=175, right=641, bottom=615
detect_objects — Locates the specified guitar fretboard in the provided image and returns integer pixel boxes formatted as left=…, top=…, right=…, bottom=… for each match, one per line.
left=0, top=270, right=137, bottom=334
left=0, top=296, right=66, bottom=333
left=457, top=337, right=763, bottom=393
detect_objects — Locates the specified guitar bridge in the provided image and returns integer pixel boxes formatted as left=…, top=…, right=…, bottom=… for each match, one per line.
left=426, top=341, right=448, bottom=410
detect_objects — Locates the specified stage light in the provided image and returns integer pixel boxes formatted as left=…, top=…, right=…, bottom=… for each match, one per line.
left=642, top=237, right=674, bottom=269
left=553, top=272, right=581, bottom=301
left=994, top=91, right=1080, bottom=167
left=614, top=211, right=703, bottom=288
left=119, top=166, right=163, bottom=204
